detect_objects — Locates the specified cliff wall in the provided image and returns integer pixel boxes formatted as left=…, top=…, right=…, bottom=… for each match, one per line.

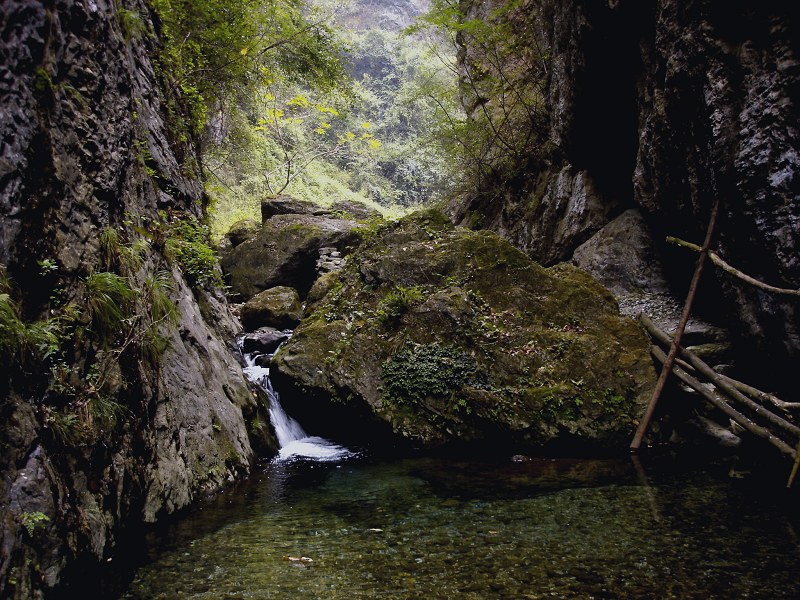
left=0, top=1, right=275, bottom=597
left=448, top=0, right=799, bottom=385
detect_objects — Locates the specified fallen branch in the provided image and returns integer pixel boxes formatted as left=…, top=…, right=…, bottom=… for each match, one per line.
left=789, top=442, right=800, bottom=488
left=640, top=314, right=800, bottom=439
left=716, top=374, right=800, bottom=412
left=631, top=198, right=720, bottom=452
left=667, top=237, right=800, bottom=298
left=650, top=346, right=796, bottom=458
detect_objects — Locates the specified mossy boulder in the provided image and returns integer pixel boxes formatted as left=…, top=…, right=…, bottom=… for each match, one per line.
left=271, top=209, right=656, bottom=453
left=225, top=219, right=260, bottom=248
left=240, top=286, right=303, bottom=331
left=221, top=213, right=362, bottom=301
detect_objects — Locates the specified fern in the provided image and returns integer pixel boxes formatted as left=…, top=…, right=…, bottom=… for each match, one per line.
left=85, top=271, right=137, bottom=340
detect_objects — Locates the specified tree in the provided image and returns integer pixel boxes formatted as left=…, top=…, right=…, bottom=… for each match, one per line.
left=253, top=89, right=381, bottom=196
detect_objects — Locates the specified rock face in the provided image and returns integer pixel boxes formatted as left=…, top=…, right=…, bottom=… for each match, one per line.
left=447, top=0, right=800, bottom=388
left=222, top=197, right=379, bottom=301
left=271, top=211, right=655, bottom=452
left=0, top=1, right=275, bottom=597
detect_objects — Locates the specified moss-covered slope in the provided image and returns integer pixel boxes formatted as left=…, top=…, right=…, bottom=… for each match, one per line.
left=272, top=210, right=655, bottom=452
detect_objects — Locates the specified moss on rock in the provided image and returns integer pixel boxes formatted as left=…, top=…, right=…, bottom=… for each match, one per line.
left=271, top=210, right=655, bottom=452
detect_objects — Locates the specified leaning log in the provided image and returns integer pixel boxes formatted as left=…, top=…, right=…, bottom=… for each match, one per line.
left=640, top=314, right=800, bottom=440
left=649, top=346, right=796, bottom=458
left=630, top=199, right=721, bottom=452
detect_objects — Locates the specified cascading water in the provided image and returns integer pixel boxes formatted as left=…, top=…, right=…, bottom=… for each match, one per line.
left=240, top=338, right=354, bottom=462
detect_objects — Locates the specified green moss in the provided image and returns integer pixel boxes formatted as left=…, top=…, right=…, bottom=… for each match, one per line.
left=376, top=285, right=424, bottom=328
left=382, top=342, right=481, bottom=409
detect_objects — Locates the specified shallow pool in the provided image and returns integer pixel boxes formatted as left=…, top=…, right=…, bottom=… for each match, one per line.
left=115, top=454, right=800, bottom=599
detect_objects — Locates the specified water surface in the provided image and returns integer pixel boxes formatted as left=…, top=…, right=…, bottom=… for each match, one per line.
left=118, top=455, right=800, bottom=599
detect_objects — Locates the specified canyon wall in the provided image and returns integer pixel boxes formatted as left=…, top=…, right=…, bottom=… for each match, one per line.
left=0, top=1, right=275, bottom=597
left=448, top=0, right=799, bottom=386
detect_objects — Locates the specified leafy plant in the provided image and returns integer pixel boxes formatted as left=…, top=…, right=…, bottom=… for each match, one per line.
left=382, top=342, right=480, bottom=409
left=85, top=271, right=137, bottom=340
left=376, top=285, right=423, bottom=327
left=19, top=512, right=50, bottom=537
left=164, top=218, right=222, bottom=288
left=0, top=293, right=62, bottom=364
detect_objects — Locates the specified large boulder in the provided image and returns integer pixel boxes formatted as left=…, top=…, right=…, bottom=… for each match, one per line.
left=240, top=286, right=303, bottom=331
left=221, top=213, right=362, bottom=300
left=271, top=210, right=656, bottom=453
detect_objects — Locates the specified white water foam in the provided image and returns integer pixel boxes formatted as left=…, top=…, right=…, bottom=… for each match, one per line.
left=241, top=350, right=353, bottom=462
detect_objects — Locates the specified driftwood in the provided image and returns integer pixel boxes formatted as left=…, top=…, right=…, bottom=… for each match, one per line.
left=649, top=346, right=796, bottom=458
left=667, top=237, right=800, bottom=298
left=640, top=314, right=800, bottom=439
left=631, top=198, right=721, bottom=452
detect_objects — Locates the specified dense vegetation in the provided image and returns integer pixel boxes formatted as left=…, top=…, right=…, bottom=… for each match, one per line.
left=147, top=0, right=476, bottom=238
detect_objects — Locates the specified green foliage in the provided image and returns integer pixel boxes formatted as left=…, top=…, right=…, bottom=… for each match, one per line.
left=19, top=512, right=50, bottom=537
left=148, top=0, right=347, bottom=137
left=376, top=285, right=423, bottom=327
left=143, top=270, right=178, bottom=325
left=164, top=218, right=222, bottom=288
left=382, top=342, right=478, bottom=408
left=47, top=410, right=81, bottom=446
left=85, top=271, right=137, bottom=340
left=0, top=293, right=62, bottom=364
left=405, top=0, right=548, bottom=186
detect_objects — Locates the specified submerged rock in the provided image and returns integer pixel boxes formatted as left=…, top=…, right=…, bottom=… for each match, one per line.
left=271, top=210, right=656, bottom=452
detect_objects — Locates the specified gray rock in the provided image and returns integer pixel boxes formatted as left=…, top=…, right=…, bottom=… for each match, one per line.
left=0, top=1, right=276, bottom=595
left=572, top=209, right=668, bottom=296
left=240, top=327, right=291, bottom=354
left=261, top=195, right=323, bottom=222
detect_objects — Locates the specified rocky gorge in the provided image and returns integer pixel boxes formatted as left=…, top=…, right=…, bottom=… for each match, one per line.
left=0, top=0, right=798, bottom=598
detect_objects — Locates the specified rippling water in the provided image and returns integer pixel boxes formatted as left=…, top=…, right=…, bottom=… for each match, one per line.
left=116, top=455, right=800, bottom=599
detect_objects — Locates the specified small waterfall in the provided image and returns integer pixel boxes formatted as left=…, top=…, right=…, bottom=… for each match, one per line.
left=241, top=340, right=354, bottom=462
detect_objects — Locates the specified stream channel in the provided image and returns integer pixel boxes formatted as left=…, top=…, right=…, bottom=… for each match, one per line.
left=116, top=341, right=800, bottom=599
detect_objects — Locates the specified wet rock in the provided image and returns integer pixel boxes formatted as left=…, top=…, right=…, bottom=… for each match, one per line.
left=240, top=327, right=291, bottom=354
left=272, top=210, right=656, bottom=452
left=241, top=286, right=303, bottom=331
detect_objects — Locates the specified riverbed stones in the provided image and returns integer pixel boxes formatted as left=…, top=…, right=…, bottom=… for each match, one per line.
left=240, top=286, right=303, bottom=331
left=271, top=209, right=656, bottom=452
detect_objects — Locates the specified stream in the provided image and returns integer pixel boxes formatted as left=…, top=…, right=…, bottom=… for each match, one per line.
left=115, top=343, right=800, bottom=599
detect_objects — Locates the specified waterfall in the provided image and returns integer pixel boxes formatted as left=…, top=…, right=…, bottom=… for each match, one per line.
left=240, top=341, right=353, bottom=462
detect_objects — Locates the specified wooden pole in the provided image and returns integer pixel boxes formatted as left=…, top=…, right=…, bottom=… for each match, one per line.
left=631, top=198, right=721, bottom=452
left=667, top=237, right=800, bottom=298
